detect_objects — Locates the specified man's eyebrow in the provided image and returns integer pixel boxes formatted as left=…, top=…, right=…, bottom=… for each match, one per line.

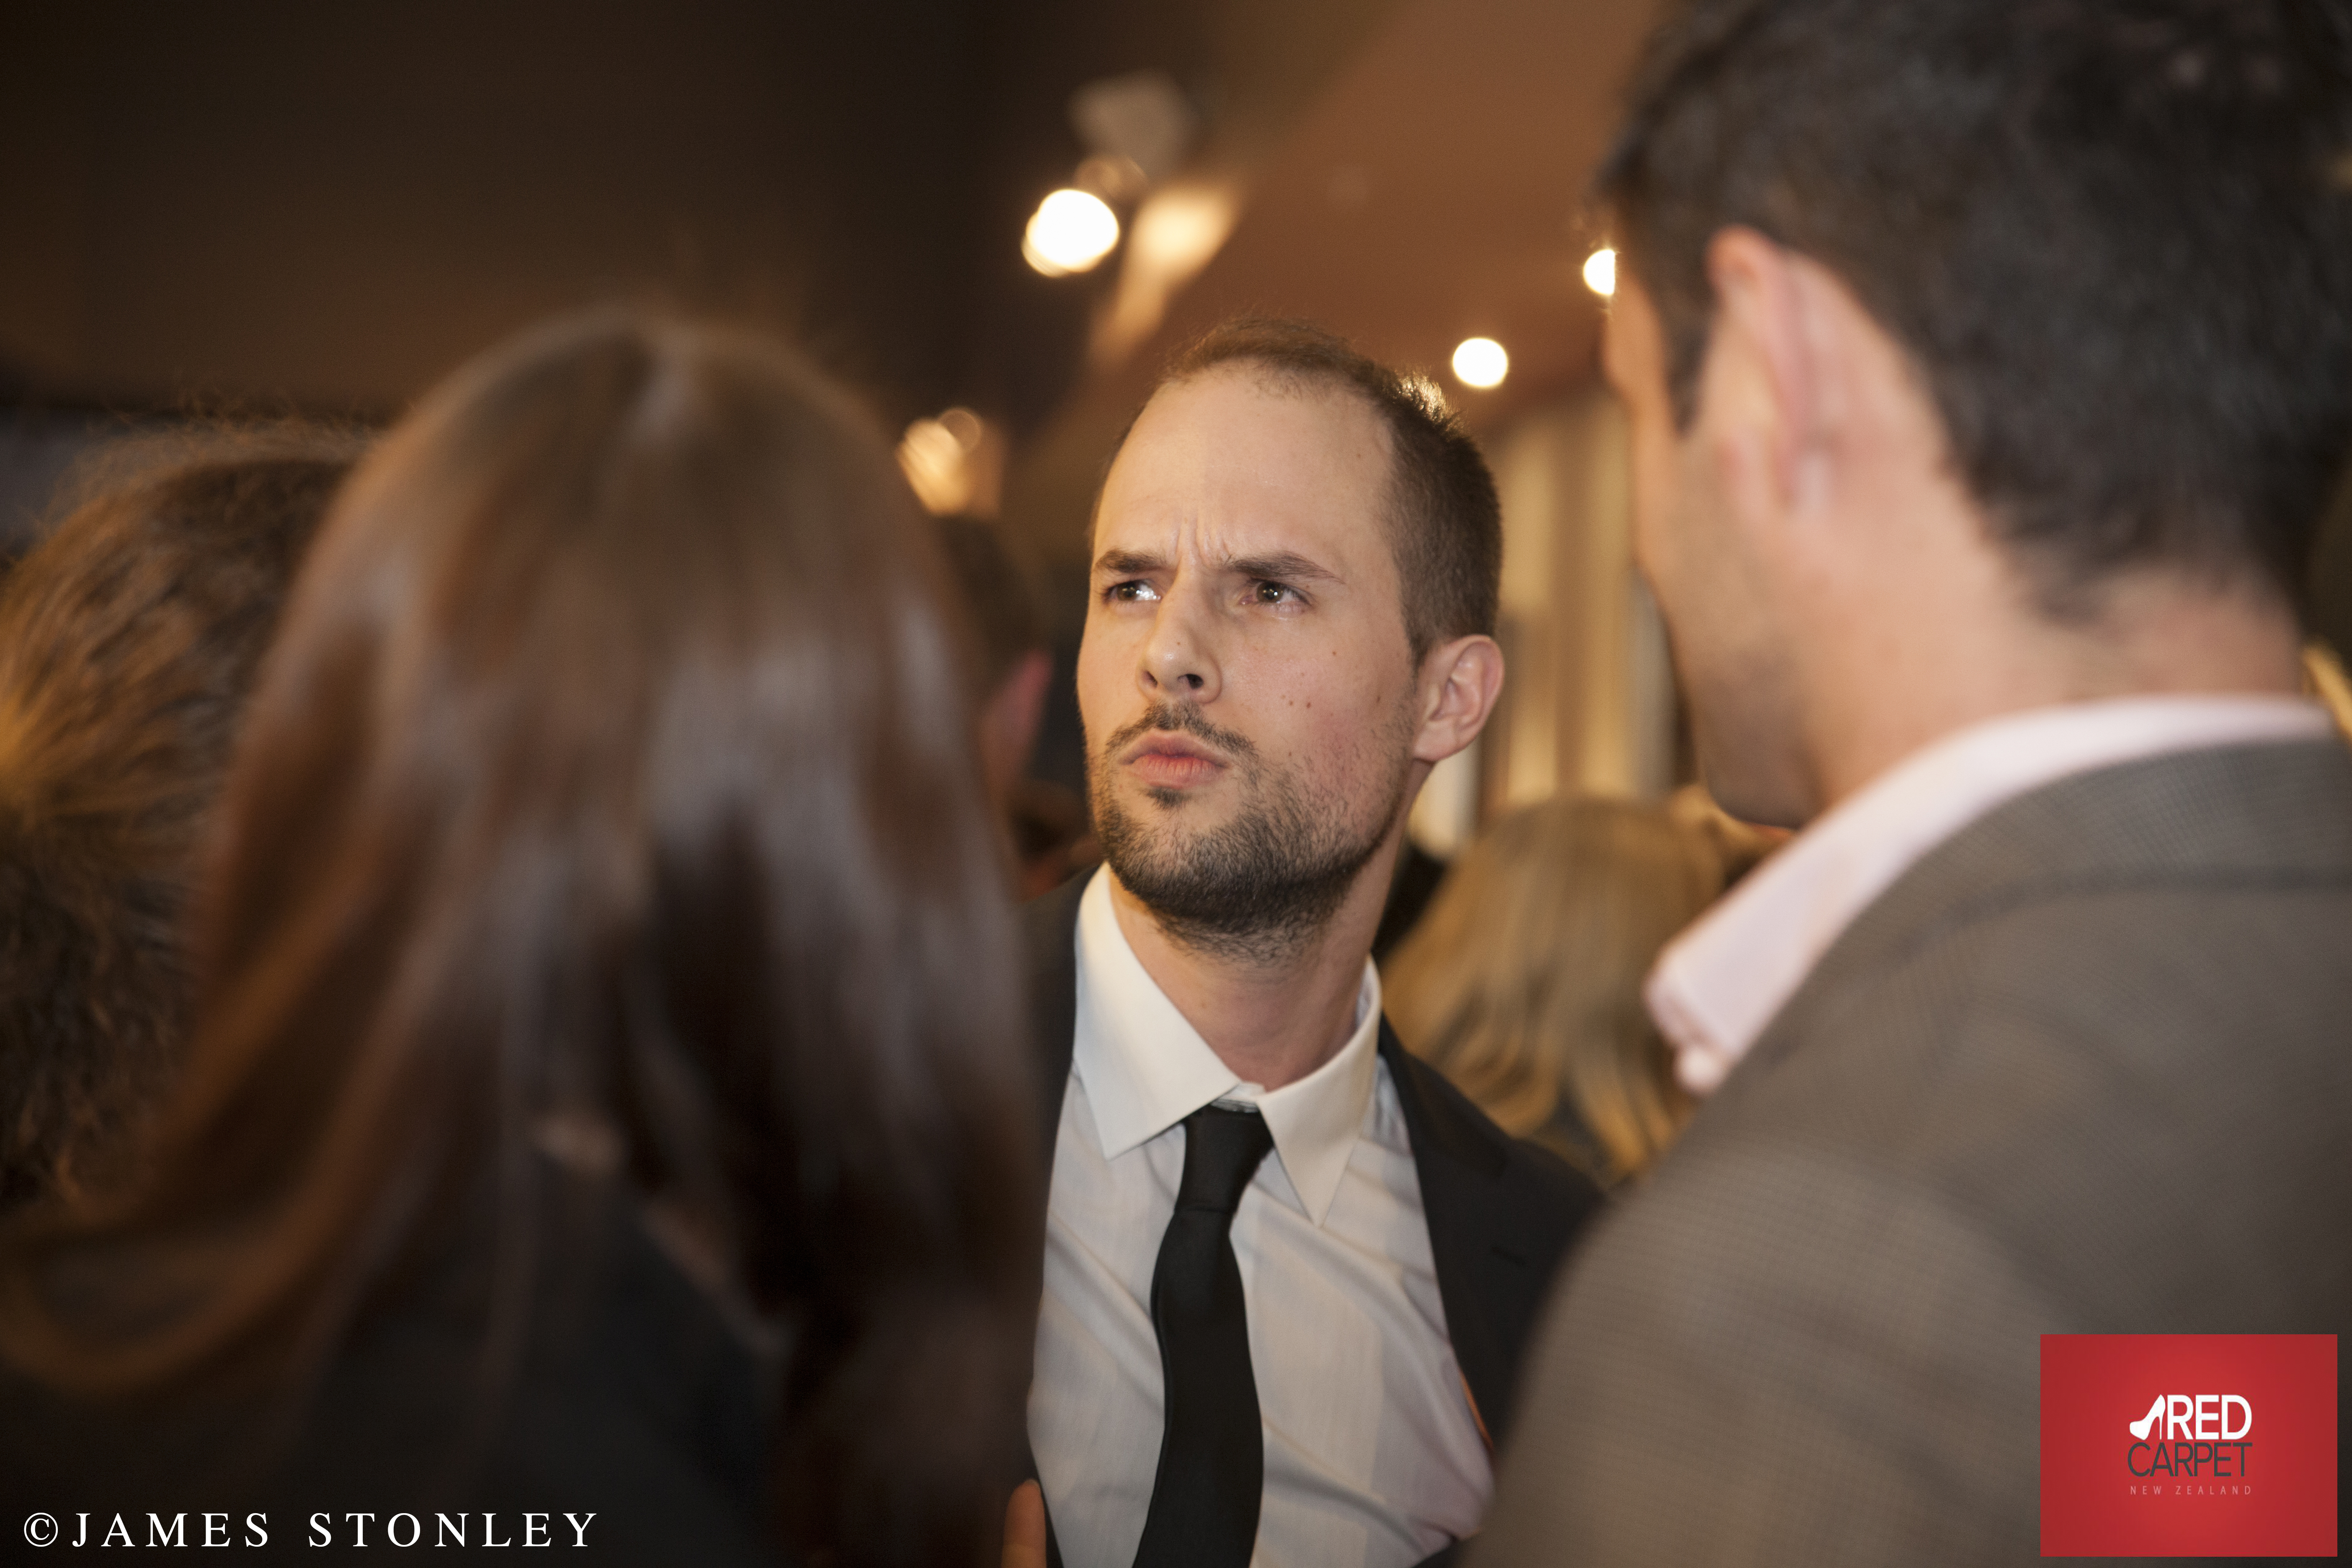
left=1223, top=551, right=1338, bottom=585
left=1089, top=547, right=1341, bottom=583
left=1093, top=548, right=1168, bottom=577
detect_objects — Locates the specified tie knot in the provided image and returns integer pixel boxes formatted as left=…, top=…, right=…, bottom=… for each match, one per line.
left=1176, top=1104, right=1274, bottom=1216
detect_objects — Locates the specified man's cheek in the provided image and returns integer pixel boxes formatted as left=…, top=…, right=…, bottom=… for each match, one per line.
left=1627, top=455, right=1678, bottom=580
left=1073, top=657, right=1121, bottom=738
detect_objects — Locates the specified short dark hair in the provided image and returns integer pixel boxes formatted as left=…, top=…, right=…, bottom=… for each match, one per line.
left=1600, top=0, right=2352, bottom=611
left=1128, top=318, right=1502, bottom=663
left=0, top=439, right=354, bottom=1210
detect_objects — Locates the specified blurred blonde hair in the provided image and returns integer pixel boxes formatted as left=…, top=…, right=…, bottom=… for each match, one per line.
left=1385, top=797, right=1724, bottom=1185
left=2304, top=643, right=2352, bottom=742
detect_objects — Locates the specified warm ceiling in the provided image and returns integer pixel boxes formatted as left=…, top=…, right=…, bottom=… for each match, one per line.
left=1000, top=0, right=1663, bottom=564
left=0, top=0, right=1407, bottom=435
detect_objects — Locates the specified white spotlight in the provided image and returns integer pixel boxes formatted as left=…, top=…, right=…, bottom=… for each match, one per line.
left=1451, top=337, right=1509, bottom=390
left=1583, top=247, right=1617, bottom=298
left=1023, top=188, right=1121, bottom=276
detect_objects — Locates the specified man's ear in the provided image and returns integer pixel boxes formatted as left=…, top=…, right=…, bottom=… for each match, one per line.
left=1413, top=634, right=1505, bottom=763
left=1703, top=226, right=1830, bottom=521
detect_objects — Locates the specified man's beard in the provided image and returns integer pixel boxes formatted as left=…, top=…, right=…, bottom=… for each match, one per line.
left=1089, top=701, right=1412, bottom=965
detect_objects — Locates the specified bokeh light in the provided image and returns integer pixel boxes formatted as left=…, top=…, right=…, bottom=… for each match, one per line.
left=1451, top=337, right=1509, bottom=389
left=1583, top=247, right=1617, bottom=297
left=898, top=408, right=991, bottom=516
left=1023, top=189, right=1121, bottom=276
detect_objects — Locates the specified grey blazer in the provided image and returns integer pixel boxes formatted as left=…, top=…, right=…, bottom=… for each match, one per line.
left=1473, top=738, right=2352, bottom=1566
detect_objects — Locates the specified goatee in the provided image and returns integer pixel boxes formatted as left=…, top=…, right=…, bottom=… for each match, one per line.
left=1089, top=702, right=1408, bottom=965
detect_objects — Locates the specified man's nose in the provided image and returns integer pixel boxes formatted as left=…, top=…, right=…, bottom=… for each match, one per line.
left=1142, top=584, right=1221, bottom=704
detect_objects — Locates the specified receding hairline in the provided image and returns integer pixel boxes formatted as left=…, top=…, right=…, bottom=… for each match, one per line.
left=1091, top=354, right=1407, bottom=542
left=1145, top=353, right=1403, bottom=447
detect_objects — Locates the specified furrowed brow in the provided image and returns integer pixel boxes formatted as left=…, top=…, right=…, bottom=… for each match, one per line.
left=1094, top=548, right=1168, bottom=577
left=1224, top=551, right=1338, bottom=585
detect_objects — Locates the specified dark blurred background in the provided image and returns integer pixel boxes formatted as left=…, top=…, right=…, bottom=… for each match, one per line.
left=5, top=0, right=2347, bottom=827
left=0, top=0, right=1455, bottom=474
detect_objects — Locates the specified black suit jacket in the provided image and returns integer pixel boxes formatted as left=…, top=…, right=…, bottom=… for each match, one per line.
left=1022, top=874, right=1602, bottom=1560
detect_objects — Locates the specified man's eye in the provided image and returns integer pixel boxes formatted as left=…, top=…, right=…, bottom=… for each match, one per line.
left=1252, top=580, right=1300, bottom=606
left=1107, top=580, right=1160, bottom=603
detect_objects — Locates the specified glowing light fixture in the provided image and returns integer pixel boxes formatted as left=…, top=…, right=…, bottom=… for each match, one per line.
left=1451, top=337, right=1509, bottom=390
left=1582, top=246, right=1617, bottom=297
left=899, top=407, right=1000, bottom=516
left=1024, top=188, right=1121, bottom=276
left=1093, top=182, right=1238, bottom=365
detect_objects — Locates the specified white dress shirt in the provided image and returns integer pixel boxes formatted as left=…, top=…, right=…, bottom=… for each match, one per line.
left=1648, top=694, right=2336, bottom=1093
left=1029, top=867, right=1492, bottom=1568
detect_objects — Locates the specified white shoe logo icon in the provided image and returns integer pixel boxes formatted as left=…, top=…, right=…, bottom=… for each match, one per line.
left=2128, top=1395, right=2165, bottom=1440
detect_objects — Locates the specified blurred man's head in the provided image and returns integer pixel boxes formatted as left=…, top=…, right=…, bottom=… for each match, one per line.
left=1078, top=320, right=1504, bottom=961
left=0, top=437, right=355, bottom=1207
left=1600, top=0, right=2352, bottom=824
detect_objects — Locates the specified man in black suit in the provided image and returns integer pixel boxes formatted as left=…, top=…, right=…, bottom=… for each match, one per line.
left=1011, top=319, right=1601, bottom=1568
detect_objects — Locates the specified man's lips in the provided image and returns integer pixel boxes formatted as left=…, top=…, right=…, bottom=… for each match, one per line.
left=1121, top=734, right=1228, bottom=789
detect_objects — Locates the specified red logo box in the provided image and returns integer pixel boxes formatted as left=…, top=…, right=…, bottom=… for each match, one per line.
left=2041, top=1334, right=2337, bottom=1558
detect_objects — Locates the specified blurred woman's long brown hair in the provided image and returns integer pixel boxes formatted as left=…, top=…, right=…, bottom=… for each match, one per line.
left=1385, top=797, right=1722, bottom=1185
left=0, top=315, right=1041, bottom=1563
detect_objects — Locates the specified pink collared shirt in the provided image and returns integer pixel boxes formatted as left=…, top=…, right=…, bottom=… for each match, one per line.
left=1648, top=695, right=2337, bottom=1094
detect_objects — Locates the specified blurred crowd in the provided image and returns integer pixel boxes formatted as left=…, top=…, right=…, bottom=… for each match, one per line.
left=2, top=1, right=2349, bottom=1565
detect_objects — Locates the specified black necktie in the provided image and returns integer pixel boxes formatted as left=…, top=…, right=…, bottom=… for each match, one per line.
left=1131, top=1104, right=1275, bottom=1568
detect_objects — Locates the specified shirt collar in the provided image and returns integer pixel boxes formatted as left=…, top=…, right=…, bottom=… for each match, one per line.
left=1648, top=694, right=2334, bottom=1096
left=1071, top=865, right=1383, bottom=1227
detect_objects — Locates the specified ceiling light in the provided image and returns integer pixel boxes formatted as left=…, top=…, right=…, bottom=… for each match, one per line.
left=1070, top=70, right=1197, bottom=186
left=1074, top=154, right=1149, bottom=205
left=1024, top=189, right=1120, bottom=276
left=898, top=409, right=1003, bottom=517
left=1451, top=337, right=1509, bottom=390
left=1583, top=247, right=1617, bottom=297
